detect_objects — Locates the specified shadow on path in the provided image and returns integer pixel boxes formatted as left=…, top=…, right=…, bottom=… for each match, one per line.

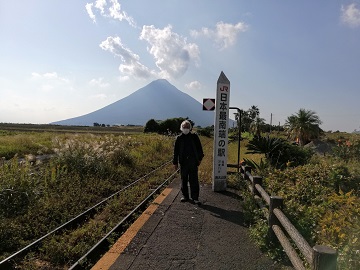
left=199, top=204, right=247, bottom=226
left=199, top=189, right=247, bottom=227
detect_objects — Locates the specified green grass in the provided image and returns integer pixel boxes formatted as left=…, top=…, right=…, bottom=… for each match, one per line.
left=0, top=132, right=54, bottom=159
left=0, top=123, right=144, bottom=134
left=1, top=127, right=358, bottom=269
left=238, top=132, right=360, bottom=270
left=0, top=124, right=144, bottom=159
left=0, top=130, right=174, bottom=268
left=198, top=136, right=264, bottom=184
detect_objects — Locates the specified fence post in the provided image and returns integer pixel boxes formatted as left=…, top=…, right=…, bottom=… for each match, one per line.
left=243, top=166, right=251, bottom=180
left=240, top=165, right=244, bottom=174
left=268, top=196, right=283, bottom=241
left=252, top=176, right=262, bottom=197
left=312, top=245, right=337, bottom=270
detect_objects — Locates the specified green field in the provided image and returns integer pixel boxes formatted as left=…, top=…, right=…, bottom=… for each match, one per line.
left=0, top=124, right=359, bottom=269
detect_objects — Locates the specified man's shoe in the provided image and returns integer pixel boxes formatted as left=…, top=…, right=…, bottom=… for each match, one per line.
left=193, top=200, right=201, bottom=205
left=180, top=197, right=189, bottom=202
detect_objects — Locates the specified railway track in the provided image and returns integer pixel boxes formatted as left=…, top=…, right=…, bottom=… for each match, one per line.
left=0, top=160, right=178, bottom=269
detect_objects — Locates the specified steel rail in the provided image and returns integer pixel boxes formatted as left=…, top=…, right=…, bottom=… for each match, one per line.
left=68, top=170, right=178, bottom=269
left=0, top=160, right=172, bottom=266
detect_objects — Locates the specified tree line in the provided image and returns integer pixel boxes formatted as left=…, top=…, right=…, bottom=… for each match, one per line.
left=144, top=117, right=195, bottom=135
left=144, top=106, right=323, bottom=146
left=233, top=106, right=322, bottom=145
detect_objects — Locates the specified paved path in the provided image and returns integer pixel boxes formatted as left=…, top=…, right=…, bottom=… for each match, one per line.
left=93, top=178, right=290, bottom=270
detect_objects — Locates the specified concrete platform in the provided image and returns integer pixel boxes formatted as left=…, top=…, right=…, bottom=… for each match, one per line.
left=92, top=178, right=289, bottom=270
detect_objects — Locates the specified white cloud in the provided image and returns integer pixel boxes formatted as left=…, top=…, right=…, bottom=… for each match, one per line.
left=118, top=75, right=129, bottom=82
left=185, top=81, right=202, bottom=90
left=341, top=3, right=360, bottom=28
left=100, top=36, right=154, bottom=79
left=89, top=77, right=110, bottom=88
left=190, top=21, right=248, bottom=50
left=87, top=4, right=199, bottom=80
left=95, top=0, right=107, bottom=14
left=119, top=62, right=154, bottom=79
left=140, top=25, right=200, bottom=79
left=100, top=29, right=199, bottom=80
left=85, top=0, right=136, bottom=27
left=31, top=72, right=70, bottom=84
left=108, top=0, right=136, bottom=27
left=85, top=3, right=96, bottom=23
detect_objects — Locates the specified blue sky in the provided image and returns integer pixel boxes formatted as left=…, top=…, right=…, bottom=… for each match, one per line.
left=0, top=0, right=359, bottom=132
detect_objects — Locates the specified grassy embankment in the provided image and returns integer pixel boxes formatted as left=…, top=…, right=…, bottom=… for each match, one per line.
left=0, top=126, right=173, bottom=269
left=239, top=131, right=360, bottom=270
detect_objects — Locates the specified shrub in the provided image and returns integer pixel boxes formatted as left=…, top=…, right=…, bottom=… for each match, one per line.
left=0, top=160, right=38, bottom=218
left=332, top=139, right=360, bottom=161
left=318, top=190, right=360, bottom=270
left=256, top=161, right=359, bottom=268
left=196, top=126, right=213, bottom=137
left=144, top=119, right=160, bottom=133
left=52, top=135, right=137, bottom=180
left=158, top=118, right=185, bottom=134
left=144, top=117, right=195, bottom=135
left=246, top=135, right=313, bottom=169
left=0, top=132, right=175, bottom=266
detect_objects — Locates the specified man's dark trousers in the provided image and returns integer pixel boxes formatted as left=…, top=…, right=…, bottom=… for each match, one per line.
left=180, top=160, right=199, bottom=200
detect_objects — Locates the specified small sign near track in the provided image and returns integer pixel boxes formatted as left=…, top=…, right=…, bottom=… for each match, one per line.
left=202, top=98, right=215, bottom=111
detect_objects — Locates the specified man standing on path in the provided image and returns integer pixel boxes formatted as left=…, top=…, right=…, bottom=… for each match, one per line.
left=173, top=120, right=204, bottom=205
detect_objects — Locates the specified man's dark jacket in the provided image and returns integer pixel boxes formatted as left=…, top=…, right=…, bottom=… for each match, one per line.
left=173, top=133, right=204, bottom=166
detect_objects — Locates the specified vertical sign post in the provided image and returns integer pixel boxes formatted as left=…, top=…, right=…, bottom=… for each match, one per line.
left=212, top=71, right=230, bottom=191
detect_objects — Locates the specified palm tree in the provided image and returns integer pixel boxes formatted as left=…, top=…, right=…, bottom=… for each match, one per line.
left=250, top=117, right=266, bottom=137
left=284, top=108, right=322, bottom=146
left=233, top=106, right=260, bottom=132
left=248, top=105, right=260, bottom=120
left=233, top=109, right=243, bottom=129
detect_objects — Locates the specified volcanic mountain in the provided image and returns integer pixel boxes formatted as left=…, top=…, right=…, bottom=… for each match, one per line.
left=51, top=79, right=216, bottom=127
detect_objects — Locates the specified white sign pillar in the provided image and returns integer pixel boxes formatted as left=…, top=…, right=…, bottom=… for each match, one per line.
left=212, top=71, right=230, bottom=192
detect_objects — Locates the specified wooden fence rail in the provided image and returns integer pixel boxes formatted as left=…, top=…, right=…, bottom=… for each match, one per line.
left=240, top=165, right=337, bottom=270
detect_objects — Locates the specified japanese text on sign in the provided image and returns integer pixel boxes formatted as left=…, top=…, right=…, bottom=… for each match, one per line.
left=212, top=72, right=230, bottom=191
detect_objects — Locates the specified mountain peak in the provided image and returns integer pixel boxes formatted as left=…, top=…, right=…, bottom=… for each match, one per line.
left=143, top=79, right=177, bottom=92
left=52, top=79, right=215, bottom=127
left=146, top=78, right=172, bottom=88
left=153, top=78, right=170, bottom=83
